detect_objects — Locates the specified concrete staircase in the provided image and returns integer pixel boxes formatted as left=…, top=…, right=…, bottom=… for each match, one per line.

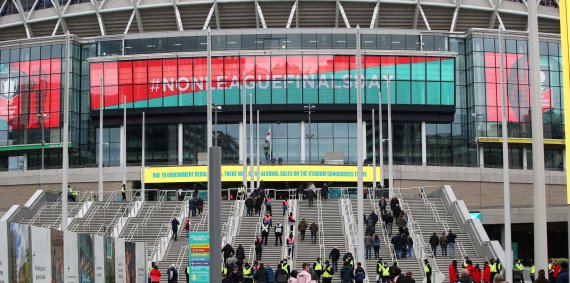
left=121, top=200, right=185, bottom=260
left=19, top=198, right=89, bottom=229
left=70, top=201, right=131, bottom=235
left=294, top=198, right=348, bottom=282
left=232, top=200, right=288, bottom=270
left=400, top=191, right=486, bottom=282
left=362, top=199, right=423, bottom=279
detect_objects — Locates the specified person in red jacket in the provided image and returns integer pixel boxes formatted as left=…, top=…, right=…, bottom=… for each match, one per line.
left=150, top=265, right=161, bottom=283
left=482, top=261, right=491, bottom=283
left=554, top=262, right=561, bottom=280
left=466, top=260, right=477, bottom=280
left=449, top=260, right=459, bottom=283
left=474, top=264, right=482, bottom=283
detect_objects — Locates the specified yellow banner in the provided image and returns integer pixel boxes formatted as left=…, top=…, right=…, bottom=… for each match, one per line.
left=143, top=165, right=382, bottom=183
left=477, top=137, right=565, bottom=145
left=561, top=0, right=570, bottom=204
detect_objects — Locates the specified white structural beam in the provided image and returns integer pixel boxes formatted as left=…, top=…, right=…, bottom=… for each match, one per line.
left=370, top=0, right=380, bottom=28
left=489, top=0, right=503, bottom=29
left=26, top=0, right=39, bottom=21
left=51, top=0, right=68, bottom=35
left=132, top=0, right=144, bottom=33
left=450, top=5, right=460, bottom=31
left=338, top=2, right=351, bottom=28
left=418, top=5, right=431, bottom=30
left=286, top=1, right=297, bottom=28
left=12, top=0, right=32, bottom=38
left=213, top=0, right=220, bottom=29
left=173, top=0, right=184, bottom=31
left=203, top=3, right=215, bottom=30
left=0, top=0, right=8, bottom=15
left=89, top=0, right=106, bottom=36
left=124, top=9, right=136, bottom=34
left=255, top=1, right=267, bottom=29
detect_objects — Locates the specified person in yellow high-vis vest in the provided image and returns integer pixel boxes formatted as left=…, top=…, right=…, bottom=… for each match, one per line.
left=322, top=260, right=333, bottom=283
left=313, top=257, right=324, bottom=281
left=381, top=261, right=391, bottom=283
left=424, top=259, right=433, bottom=283
left=529, top=260, right=535, bottom=283
left=242, top=262, right=253, bottom=283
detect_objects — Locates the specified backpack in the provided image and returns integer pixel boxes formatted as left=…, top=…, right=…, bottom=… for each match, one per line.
left=275, top=270, right=288, bottom=283
left=355, top=269, right=366, bottom=282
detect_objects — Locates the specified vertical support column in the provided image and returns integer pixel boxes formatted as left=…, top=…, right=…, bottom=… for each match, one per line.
left=356, top=25, right=365, bottom=265
left=61, top=32, right=71, bottom=230
left=208, top=147, right=222, bottom=282
left=206, top=28, right=213, bottom=148
left=120, top=125, right=125, bottom=168
left=141, top=112, right=145, bottom=201
left=300, top=122, right=306, bottom=164
left=528, top=0, right=548, bottom=273
left=178, top=123, right=183, bottom=165
left=239, top=122, right=244, bottom=164
left=479, top=146, right=485, bottom=169
left=23, top=154, right=27, bottom=171
left=523, top=147, right=528, bottom=170
left=421, top=121, right=427, bottom=166
left=362, top=121, right=367, bottom=162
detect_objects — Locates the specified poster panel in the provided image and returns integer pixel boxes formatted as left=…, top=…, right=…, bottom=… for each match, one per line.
left=114, top=238, right=125, bottom=283
left=50, top=229, right=64, bottom=283
left=124, top=242, right=136, bottom=283
left=188, top=232, right=210, bottom=282
left=9, top=223, right=31, bottom=283
left=135, top=242, right=146, bottom=283
left=103, top=237, right=115, bottom=283
left=31, top=226, right=51, bottom=282
left=78, top=234, right=94, bottom=283
left=63, top=230, right=78, bottom=283
left=93, top=235, right=105, bottom=283
left=0, top=221, right=10, bottom=283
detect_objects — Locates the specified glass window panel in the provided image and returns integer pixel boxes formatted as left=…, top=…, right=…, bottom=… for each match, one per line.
left=226, top=34, right=241, bottom=50
left=167, top=37, right=182, bottom=52
left=377, top=34, right=391, bottom=49
left=441, top=59, right=454, bottom=81
left=411, top=81, right=426, bottom=104
left=317, top=33, right=332, bottom=49
left=181, top=36, right=197, bottom=52
left=441, top=82, right=454, bottom=105
left=396, top=81, right=411, bottom=104
left=287, top=77, right=302, bottom=104
left=255, top=83, right=271, bottom=104
left=434, top=36, right=448, bottom=51
left=286, top=34, right=301, bottom=49
left=196, top=36, right=207, bottom=51
left=302, top=33, right=317, bottom=49
left=396, top=57, right=411, bottom=80
left=272, top=81, right=287, bottom=104
left=365, top=80, right=380, bottom=104
left=346, top=34, right=356, bottom=49
left=406, top=35, right=420, bottom=50
left=303, top=80, right=318, bottom=103
left=426, top=60, right=441, bottom=81
left=335, top=80, right=349, bottom=104
left=427, top=82, right=440, bottom=104
left=362, top=34, right=377, bottom=49
left=391, top=35, right=405, bottom=50
left=472, top=37, right=483, bottom=51
left=411, top=58, right=426, bottom=80
left=517, top=40, right=528, bottom=54
left=332, top=33, right=347, bottom=49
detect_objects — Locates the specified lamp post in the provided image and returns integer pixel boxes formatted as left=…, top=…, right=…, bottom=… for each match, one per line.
left=379, top=90, right=384, bottom=189
left=213, top=104, right=222, bottom=146
left=382, top=72, right=394, bottom=198
left=372, top=109, right=376, bottom=189
left=304, top=104, right=316, bottom=164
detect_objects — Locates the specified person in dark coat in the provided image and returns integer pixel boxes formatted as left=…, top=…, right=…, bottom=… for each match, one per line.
left=391, top=234, right=403, bottom=259
left=379, top=197, right=388, bottom=215
left=227, top=265, right=244, bottom=283
left=297, top=185, right=305, bottom=202
left=235, top=244, right=245, bottom=269
left=171, top=217, right=180, bottom=241
left=196, top=197, right=204, bottom=215
left=393, top=203, right=402, bottom=219
left=307, top=189, right=316, bottom=207
left=245, top=197, right=254, bottom=216
left=188, top=198, right=197, bottom=217
left=321, top=183, right=329, bottom=201
left=398, top=271, right=416, bottom=283
left=329, top=247, right=341, bottom=273
left=340, top=261, right=354, bottom=283
left=390, top=197, right=399, bottom=213
left=222, top=243, right=235, bottom=264
left=167, top=264, right=178, bottom=283
left=254, top=263, right=269, bottom=283
left=383, top=212, right=394, bottom=236
left=429, top=232, right=439, bottom=257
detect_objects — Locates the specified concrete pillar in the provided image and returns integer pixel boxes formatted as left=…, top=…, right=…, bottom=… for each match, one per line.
left=178, top=123, right=183, bottom=165
left=563, top=149, right=566, bottom=171
left=523, top=147, right=528, bottom=170
left=421, top=121, right=427, bottom=166
left=23, top=154, right=27, bottom=171
left=300, top=121, right=306, bottom=164
left=479, top=145, right=484, bottom=169
left=362, top=121, right=367, bottom=161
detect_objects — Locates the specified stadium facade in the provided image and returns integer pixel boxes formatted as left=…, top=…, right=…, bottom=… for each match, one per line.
left=0, top=0, right=567, bottom=258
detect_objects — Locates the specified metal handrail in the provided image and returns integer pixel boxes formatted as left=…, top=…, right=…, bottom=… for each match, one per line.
left=149, top=223, right=171, bottom=262
left=419, top=188, right=467, bottom=259
left=247, top=204, right=266, bottom=263
left=396, top=187, right=439, bottom=278
left=176, top=245, right=188, bottom=272
left=367, top=192, right=398, bottom=264
left=316, top=189, right=326, bottom=260
left=340, top=189, right=359, bottom=262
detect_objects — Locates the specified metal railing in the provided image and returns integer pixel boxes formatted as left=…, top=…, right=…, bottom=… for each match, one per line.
left=366, top=191, right=397, bottom=264
left=247, top=204, right=266, bottom=264
left=395, top=187, right=439, bottom=278
left=340, top=189, right=359, bottom=262
left=418, top=187, right=467, bottom=260
left=316, top=190, right=326, bottom=261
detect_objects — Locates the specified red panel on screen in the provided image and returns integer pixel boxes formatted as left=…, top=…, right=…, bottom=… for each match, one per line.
left=0, top=58, right=61, bottom=129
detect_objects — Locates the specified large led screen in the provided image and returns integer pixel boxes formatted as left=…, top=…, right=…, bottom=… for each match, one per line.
left=90, top=55, right=455, bottom=109
left=0, top=59, right=61, bottom=129
left=484, top=52, right=560, bottom=122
